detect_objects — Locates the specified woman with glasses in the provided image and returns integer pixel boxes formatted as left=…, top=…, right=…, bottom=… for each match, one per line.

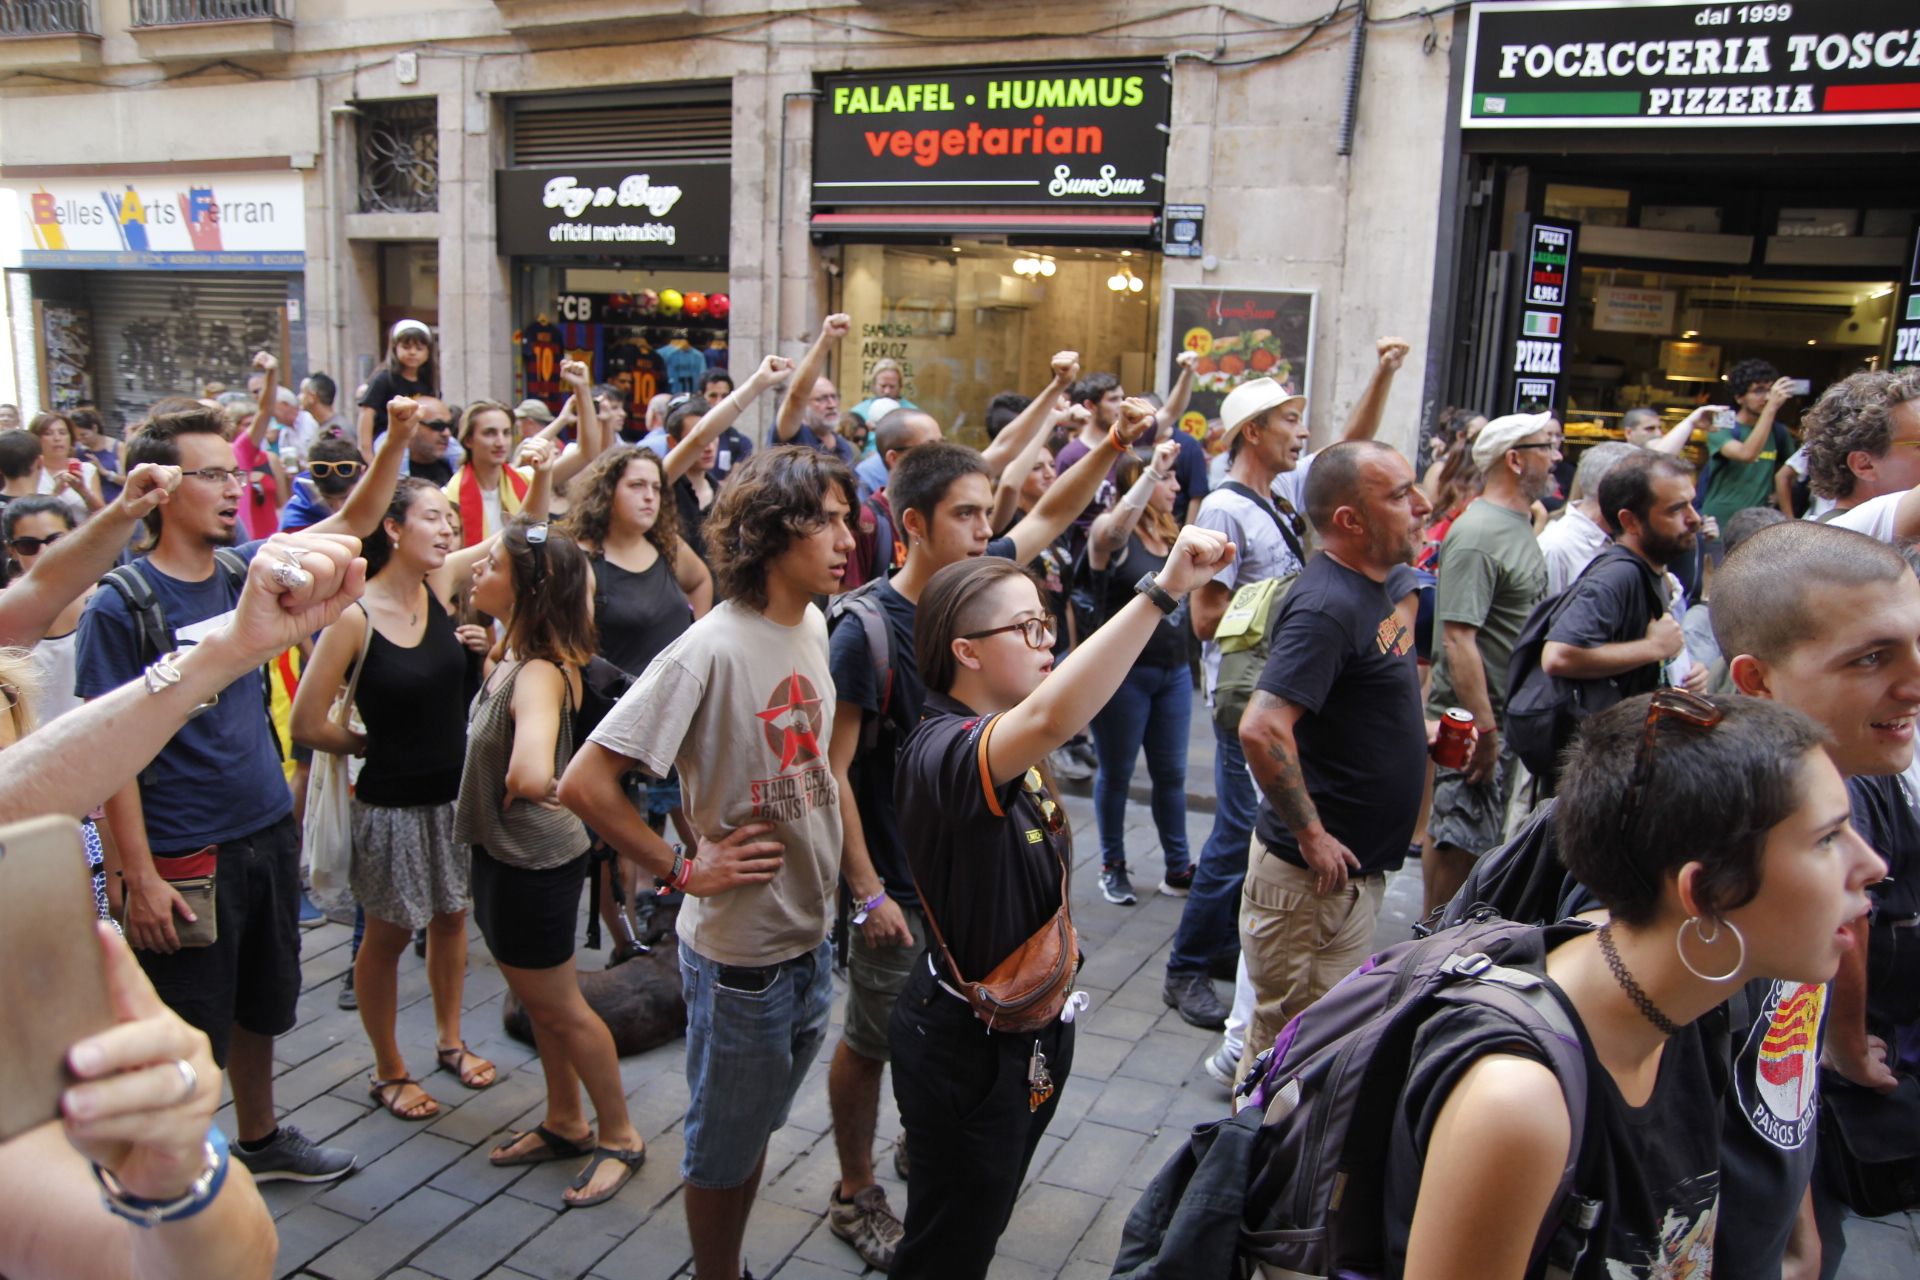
left=2, top=497, right=86, bottom=726
left=1386, top=691, right=1886, bottom=1279
left=457, top=515, right=647, bottom=1208
left=291, top=454, right=550, bottom=1123
left=887, top=514, right=1232, bottom=1278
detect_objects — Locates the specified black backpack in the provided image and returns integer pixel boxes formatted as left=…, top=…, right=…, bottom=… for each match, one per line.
left=1503, top=553, right=1653, bottom=781
left=826, top=577, right=913, bottom=753
left=100, top=550, right=280, bottom=784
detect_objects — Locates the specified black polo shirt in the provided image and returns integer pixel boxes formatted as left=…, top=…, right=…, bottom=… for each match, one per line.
left=895, top=692, right=1066, bottom=983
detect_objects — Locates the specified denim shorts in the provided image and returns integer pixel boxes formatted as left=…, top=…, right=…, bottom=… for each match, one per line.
left=678, top=938, right=833, bottom=1189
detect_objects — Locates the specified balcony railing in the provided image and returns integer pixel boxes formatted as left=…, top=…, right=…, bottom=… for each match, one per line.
left=130, top=0, right=286, bottom=25
left=0, top=0, right=97, bottom=35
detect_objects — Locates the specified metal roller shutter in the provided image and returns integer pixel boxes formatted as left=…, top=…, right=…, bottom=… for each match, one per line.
left=509, top=97, right=731, bottom=167
left=87, top=272, right=290, bottom=432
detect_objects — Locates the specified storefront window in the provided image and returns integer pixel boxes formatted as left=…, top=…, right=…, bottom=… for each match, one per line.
left=838, top=240, right=1160, bottom=438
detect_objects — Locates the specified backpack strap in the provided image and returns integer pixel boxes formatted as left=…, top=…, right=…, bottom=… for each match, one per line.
left=101, top=563, right=173, bottom=664
left=214, top=548, right=285, bottom=762
left=828, top=580, right=902, bottom=754
left=1440, top=952, right=1601, bottom=1280
left=1219, top=480, right=1306, bottom=566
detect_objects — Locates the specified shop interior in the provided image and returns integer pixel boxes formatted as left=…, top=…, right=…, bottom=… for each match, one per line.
left=837, top=240, right=1162, bottom=439
left=1513, top=162, right=1916, bottom=452
left=514, top=263, right=731, bottom=409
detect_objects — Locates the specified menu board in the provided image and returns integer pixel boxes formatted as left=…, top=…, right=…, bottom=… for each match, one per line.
left=1165, top=287, right=1316, bottom=437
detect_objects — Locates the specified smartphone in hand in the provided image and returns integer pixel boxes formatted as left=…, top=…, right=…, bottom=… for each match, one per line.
left=0, top=816, right=115, bottom=1142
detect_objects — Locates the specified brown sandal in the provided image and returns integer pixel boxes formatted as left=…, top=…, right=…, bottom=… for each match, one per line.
left=368, top=1075, right=439, bottom=1121
left=435, top=1041, right=496, bottom=1090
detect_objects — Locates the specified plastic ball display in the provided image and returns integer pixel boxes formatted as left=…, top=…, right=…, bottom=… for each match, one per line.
left=657, top=289, right=684, bottom=316
left=635, top=289, right=659, bottom=314
left=683, top=292, right=708, bottom=318
left=708, top=293, right=730, bottom=320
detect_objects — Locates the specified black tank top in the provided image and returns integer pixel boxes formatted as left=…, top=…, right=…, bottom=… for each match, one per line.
left=354, top=598, right=469, bottom=807
left=1101, top=533, right=1186, bottom=669
left=593, top=550, right=693, bottom=676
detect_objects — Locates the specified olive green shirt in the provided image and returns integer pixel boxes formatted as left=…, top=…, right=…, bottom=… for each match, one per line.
left=1426, top=499, right=1549, bottom=719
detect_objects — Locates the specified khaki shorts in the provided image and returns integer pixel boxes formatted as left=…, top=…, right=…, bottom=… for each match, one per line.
left=1236, top=839, right=1385, bottom=1081
left=843, top=903, right=928, bottom=1063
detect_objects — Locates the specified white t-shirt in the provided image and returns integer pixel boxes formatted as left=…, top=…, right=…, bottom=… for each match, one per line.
left=1828, top=491, right=1903, bottom=542
left=1193, top=452, right=1317, bottom=699
left=1536, top=503, right=1611, bottom=596
left=1783, top=446, right=1836, bottom=520
left=35, top=459, right=96, bottom=521
left=589, top=599, right=843, bottom=967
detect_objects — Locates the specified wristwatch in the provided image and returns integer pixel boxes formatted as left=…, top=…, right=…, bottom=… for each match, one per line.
left=1135, top=573, right=1179, bottom=616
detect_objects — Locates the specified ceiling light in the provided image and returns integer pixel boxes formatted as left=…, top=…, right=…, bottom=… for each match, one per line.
left=1681, top=330, right=1698, bottom=339
left=1808, top=338, right=1817, bottom=345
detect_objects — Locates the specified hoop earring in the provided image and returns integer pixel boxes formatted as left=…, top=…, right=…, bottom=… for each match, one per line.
left=1675, top=915, right=1746, bottom=983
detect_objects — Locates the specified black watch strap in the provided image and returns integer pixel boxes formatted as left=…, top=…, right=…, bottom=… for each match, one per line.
left=1135, top=573, right=1178, bottom=616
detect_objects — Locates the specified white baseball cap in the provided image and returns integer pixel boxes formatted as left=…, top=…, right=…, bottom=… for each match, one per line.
left=1471, top=412, right=1557, bottom=471
left=1219, top=377, right=1307, bottom=449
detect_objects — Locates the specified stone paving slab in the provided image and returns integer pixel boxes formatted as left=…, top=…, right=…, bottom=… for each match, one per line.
left=259, top=786, right=1919, bottom=1279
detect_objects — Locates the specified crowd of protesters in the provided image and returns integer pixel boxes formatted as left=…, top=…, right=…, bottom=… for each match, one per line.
left=0, top=307, right=1915, bottom=1280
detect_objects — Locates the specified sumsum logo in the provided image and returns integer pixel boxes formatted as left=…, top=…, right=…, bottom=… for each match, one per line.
left=1047, top=164, right=1148, bottom=199
left=542, top=175, right=684, bottom=219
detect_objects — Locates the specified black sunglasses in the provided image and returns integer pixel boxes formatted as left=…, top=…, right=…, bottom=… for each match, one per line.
left=9, top=531, right=65, bottom=555
left=422, top=419, right=453, bottom=432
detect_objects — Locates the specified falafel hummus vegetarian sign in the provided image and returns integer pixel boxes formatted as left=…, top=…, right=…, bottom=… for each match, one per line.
left=813, top=62, right=1170, bottom=206
left=1166, top=288, right=1316, bottom=439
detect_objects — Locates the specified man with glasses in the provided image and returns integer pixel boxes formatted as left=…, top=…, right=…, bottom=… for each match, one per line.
left=775, top=313, right=857, bottom=466
left=404, top=395, right=459, bottom=487
left=1421, top=411, right=1557, bottom=917
left=74, top=397, right=417, bottom=1188
left=1799, top=370, right=1920, bottom=541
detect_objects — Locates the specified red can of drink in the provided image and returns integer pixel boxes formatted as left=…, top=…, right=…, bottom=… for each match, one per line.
left=1431, top=708, right=1477, bottom=770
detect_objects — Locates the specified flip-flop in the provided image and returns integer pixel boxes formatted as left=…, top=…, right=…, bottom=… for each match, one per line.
left=368, top=1076, right=439, bottom=1122
left=435, top=1041, right=497, bottom=1090
left=489, top=1124, right=596, bottom=1168
left=563, top=1144, right=646, bottom=1209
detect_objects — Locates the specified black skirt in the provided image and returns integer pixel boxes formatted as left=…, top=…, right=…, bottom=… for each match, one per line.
left=470, top=845, right=588, bottom=970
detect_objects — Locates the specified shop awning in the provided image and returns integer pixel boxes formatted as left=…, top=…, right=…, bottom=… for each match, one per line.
left=809, top=211, right=1157, bottom=242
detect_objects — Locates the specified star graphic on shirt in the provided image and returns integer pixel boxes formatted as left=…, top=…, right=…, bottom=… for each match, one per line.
left=757, top=671, right=824, bottom=770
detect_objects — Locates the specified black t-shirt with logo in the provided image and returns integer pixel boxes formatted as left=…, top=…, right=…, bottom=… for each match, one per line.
left=360, top=367, right=433, bottom=440
left=896, top=693, right=1066, bottom=982
left=1385, top=977, right=1724, bottom=1278
left=1252, top=553, right=1425, bottom=875
left=829, top=579, right=924, bottom=909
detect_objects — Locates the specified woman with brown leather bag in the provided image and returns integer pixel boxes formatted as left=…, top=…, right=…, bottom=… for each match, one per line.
left=888, top=405, right=1233, bottom=1278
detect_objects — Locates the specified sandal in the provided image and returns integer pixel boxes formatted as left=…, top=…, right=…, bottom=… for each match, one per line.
left=563, top=1144, right=646, bottom=1209
left=489, top=1124, right=595, bottom=1168
left=435, top=1041, right=497, bottom=1090
left=368, top=1076, right=439, bottom=1121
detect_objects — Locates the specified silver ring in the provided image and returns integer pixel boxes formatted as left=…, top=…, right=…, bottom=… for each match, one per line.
left=171, top=1058, right=198, bottom=1104
left=268, top=558, right=310, bottom=591
left=276, top=546, right=304, bottom=569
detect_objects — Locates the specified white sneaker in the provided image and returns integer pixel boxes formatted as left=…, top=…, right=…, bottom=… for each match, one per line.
left=1202, top=1043, right=1239, bottom=1092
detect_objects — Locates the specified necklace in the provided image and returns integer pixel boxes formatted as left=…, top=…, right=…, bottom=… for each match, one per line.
left=1596, top=922, right=1683, bottom=1038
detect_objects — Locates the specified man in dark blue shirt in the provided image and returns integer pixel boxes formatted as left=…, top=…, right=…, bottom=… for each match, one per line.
left=76, top=394, right=414, bottom=1186
left=1235, top=441, right=1431, bottom=1080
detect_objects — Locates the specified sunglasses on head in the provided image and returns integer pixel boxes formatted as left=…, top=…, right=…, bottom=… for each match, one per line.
left=9, top=531, right=64, bottom=555
left=309, top=460, right=364, bottom=480
left=1616, top=689, right=1724, bottom=891
left=525, top=522, right=549, bottom=592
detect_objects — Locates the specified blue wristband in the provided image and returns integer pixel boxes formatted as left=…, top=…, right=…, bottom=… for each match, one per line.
left=95, top=1124, right=230, bottom=1228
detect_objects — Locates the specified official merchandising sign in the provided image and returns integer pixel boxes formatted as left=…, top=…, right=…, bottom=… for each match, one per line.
left=813, top=61, right=1171, bottom=207
left=1166, top=288, right=1316, bottom=438
left=1462, top=0, right=1920, bottom=129
left=496, top=164, right=729, bottom=260
left=2, top=173, right=305, bottom=270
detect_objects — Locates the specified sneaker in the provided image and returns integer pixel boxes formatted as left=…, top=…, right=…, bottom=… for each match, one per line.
left=892, top=1138, right=909, bottom=1181
left=234, top=1125, right=356, bottom=1184
left=1048, top=747, right=1093, bottom=782
left=336, top=969, right=357, bottom=1011
left=296, top=891, right=325, bottom=930
left=1162, top=972, right=1228, bottom=1030
left=1158, top=865, right=1195, bottom=897
left=413, top=928, right=428, bottom=958
left=1202, top=1043, right=1240, bottom=1092
left=1100, top=867, right=1138, bottom=906
left=828, top=1184, right=905, bottom=1271
left=1068, top=737, right=1099, bottom=772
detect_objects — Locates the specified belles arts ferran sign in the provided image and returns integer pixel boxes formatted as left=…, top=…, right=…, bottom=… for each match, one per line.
left=1463, top=0, right=1920, bottom=129
left=813, top=62, right=1170, bottom=207
left=496, top=164, right=729, bottom=260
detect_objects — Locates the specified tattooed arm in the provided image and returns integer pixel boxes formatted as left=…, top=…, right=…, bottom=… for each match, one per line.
left=1240, top=690, right=1361, bottom=895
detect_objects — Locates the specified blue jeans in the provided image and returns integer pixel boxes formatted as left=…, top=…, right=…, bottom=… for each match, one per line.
left=1089, top=661, right=1192, bottom=875
left=1166, top=719, right=1258, bottom=977
left=677, top=939, right=833, bottom=1188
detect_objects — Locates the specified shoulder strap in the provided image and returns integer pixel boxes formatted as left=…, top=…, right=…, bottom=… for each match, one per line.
left=332, top=601, right=372, bottom=729
left=1219, top=480, right=1306, bottom=566
left=101, top=563, right=172, bottom=663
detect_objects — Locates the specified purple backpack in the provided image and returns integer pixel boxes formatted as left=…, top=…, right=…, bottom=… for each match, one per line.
left=1114, top=917, right=1601, bottom=1280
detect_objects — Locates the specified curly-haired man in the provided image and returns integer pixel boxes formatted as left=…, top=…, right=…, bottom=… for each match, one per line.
left=1802, top=369, right=1920, bottom=541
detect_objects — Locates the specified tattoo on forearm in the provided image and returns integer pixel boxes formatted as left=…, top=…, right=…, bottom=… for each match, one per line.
left=1263, top=740, right=1319, bottom=833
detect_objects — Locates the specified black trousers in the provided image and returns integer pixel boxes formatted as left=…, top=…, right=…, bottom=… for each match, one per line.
left=887, top=964, right=1075, bottom=1279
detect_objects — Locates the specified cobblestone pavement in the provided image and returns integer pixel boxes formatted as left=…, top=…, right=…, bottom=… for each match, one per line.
left=252, top=782, right=1919, bottom=1278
